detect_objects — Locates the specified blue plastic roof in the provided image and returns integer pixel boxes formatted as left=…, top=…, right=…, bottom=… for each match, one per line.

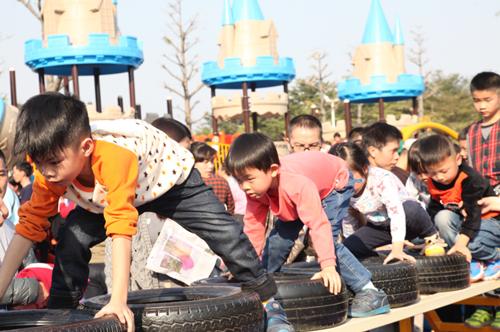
left=232, top=0, right=264, bottom=22
left=222, top=0, right=234, bottom=26
left=362, top=0, right=394, bottom=44
left=393, top=18, right=405, bottom=45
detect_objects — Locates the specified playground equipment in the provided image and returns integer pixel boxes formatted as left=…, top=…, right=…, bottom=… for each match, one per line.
left=2, top=0, right=144, bottom=165
left=338, top=0, right=424, bottom=134
left=202, top=0, right=295, bottom=135
left=23, top=0, right=143, bottom=117
left=401, top=122, right=458, bottom=141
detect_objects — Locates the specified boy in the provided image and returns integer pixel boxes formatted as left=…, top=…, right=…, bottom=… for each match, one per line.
left=416, top=134, right=499, bottom=279
left=467, top=71, right=499, bottom=194
left=12, top=161, right=33, bottom=204
left=226, top=133, right=390, bottom=318
left=362, top=122, right=409, bottom=184
left=0, top=93, right=278, bottom=332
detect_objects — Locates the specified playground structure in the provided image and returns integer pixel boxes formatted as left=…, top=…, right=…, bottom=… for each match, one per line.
left=202, top=0, right=295, bottom=135
left=337, top=0, right=424, bottom=134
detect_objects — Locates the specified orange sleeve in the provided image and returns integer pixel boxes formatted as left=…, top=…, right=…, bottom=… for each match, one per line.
left=16, top=170, right=65, bottom=242
left=92, top=141, right=139, bottom=237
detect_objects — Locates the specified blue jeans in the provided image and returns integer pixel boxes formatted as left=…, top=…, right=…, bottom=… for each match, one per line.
left=263, top=175, right=372, bottom=293
left=434, top=210, right=500, bottom=261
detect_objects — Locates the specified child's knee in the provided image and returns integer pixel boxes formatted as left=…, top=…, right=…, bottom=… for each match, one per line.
left=434, top=210, right=459, bottom=230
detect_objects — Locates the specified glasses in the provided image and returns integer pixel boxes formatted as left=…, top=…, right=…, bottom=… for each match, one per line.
left=290, top=142, right=322, bottom=152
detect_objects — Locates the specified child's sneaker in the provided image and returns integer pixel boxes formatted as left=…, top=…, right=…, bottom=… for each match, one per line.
left=470, top=260, right=485, bottom=282
left=465, top=309, right=493, bottom=328
left=349, top=289, right=390, bottom=318
left=492, top=311, right=500, bottom=330
left=484, top=259, right=499, bottom=281
left=423, top=233, right=447, bottom=256
left=264, top=300, right=295, bottom=332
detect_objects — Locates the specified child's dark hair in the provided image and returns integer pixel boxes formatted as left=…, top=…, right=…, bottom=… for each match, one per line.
left=407, top=139, right=425, bottom=174
left=416, top=135, right=456, bottom=169
left=190, top=142, right=216, bottom=163
left=152, top=117, right=192, bottom=142
left=225, top=133, right=280, bottom=176
left=329, top=142, right=369, bottom=177
left=458, top=125, right=470, bottom=141
left=288, top=114, right=323, bottom=137
left=0, top=150, right=6, bottom=168
left=348, top=127, right=365, bottom=142
left=14, top=161, right=33, bottom=177
left=14, top=93, right=90, bottom=163
left=470, top=72, right=500, bottom=92
left=362, top=122, right=402, bottom=151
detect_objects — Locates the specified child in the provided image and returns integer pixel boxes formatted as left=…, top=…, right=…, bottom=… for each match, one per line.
left=330, top=143, right=445, bottom=263
left=286, top=115, right=323, bottom=153
left=151, top=117, right=192, bottom=149
left=12, top=161, right=33, bottom=204
left=191, top=142, right=234, bottom=214
left=467, top=72, right=499, bottom=193
left=226, top=133, right=390, bottom=318
left=416, top=134, right=499, bottom=280
left=406, top=140, right=431, bottom=208
left=362, top=122, right=409, bottom=184
left=0, top=93, right=278, bottom=332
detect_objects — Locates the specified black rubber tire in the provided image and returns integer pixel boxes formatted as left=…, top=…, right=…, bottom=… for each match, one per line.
left=359, top=257, right=420, bottom=307
left=281, top=259, right=420, bottom=308
left=194, top=274, right=349, bottom=331
left=414, top=254, right=470, bottom=294
left=0, top=309, right=124, bottom=331
left=83, top=286, right=264, bottom=332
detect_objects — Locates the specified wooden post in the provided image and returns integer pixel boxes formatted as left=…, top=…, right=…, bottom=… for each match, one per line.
left=284, top=82, right=290, bottom=138
left=128, top=66, right=136, bottom=110
left=63, top=77, right=70, bottom=96
left=71, top=65, right=80, bottom=98
left=135, top=104, right=142, bottom=119
left=38, top=69, right=46, bottom=94
left=211, top=86, right=218, bottom=135
left=117, top=96, right=124, bottom=113
left=166, top=98, right=173, bottom=118
left=412, top=97, right=418, bottom=116
left=93, top=68, right=102, bottom=113
left=242, top=82, right=250, bottom=133
left=344, top=101, right=352, bottom=136
left=9, top=69, right=17, bottom=107
left=250, top=82, right=257, bottom=132
left=378, top=98, right=385, bottom=122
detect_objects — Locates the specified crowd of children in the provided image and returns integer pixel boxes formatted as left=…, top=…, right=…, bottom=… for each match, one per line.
left=0, top=71, right=497, bottom=332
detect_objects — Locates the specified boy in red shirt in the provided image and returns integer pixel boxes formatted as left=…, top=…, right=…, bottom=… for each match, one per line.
left=226, top=133, right=390, bottom=320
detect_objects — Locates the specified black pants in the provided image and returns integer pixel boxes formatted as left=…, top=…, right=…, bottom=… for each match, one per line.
left=48, top=169, right=275, bottom=308
left=343, top=200, right=437, bottom=259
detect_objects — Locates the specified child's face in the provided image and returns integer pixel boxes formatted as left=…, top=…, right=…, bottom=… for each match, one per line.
left=0, top=159, right=7, bottom=199
left=234, top=166, right=278, bottom=199
left=424, top=154, right=462, bottom=186
left=36, top=140, right=92, bottom=187
left=288, top=127, right=322, bottom=153
left=195, top=159, right=214, bottom=179
left=472, top=89, right=500, bottom=123
left=368, top=139, right=400, bottom=170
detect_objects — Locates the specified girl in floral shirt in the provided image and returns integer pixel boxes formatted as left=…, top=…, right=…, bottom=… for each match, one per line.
left=330, top=143, right=444, bottom=264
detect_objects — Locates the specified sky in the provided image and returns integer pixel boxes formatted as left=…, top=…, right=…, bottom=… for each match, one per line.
left=0, top=0, right=498, bottom=129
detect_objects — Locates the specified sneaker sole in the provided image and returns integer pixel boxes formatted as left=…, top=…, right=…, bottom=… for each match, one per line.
left=349, top=304, right=391, bottom=318
left=470, top=271, right=485, bottom=283
left=484, top=271, right=499, bottom=281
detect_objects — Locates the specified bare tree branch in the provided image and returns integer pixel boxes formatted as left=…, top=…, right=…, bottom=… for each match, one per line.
left=162, top=0, right=202, bottom=130
left=16, top=0, right=42, bottom=21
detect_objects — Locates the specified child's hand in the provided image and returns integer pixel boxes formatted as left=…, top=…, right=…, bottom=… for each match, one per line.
left=383, top=242, right=416, bottom=264
left=478, top=196, right=500, bottom=214
left=447, top=244, right=472, bottom=263
left=311, top=266, right=342, bottom=294
left=95, top=299, right=134, bottom=332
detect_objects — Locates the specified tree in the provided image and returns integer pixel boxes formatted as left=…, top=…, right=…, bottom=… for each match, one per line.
left=408, top=26, right=431, bottom=118
left=17, top=0, right=63, bottom=92
left=308, top=51, right=332, bottom=118
left=162, top=0, right=204, bottom=131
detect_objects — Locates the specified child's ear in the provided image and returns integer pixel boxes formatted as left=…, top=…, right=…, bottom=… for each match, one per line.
left=366, top=146, right=377, bottom=158
left=81, top=138, right=95, bottom=157
left=270, top=164, right=280, bottom=178
left=455, top=153, right=462, bottom=166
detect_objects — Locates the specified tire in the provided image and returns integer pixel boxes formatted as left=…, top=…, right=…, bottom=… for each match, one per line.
left=414, top=254, right=470, bottom=294
left=281, top=259, right=420, bottom=308
left=83, top=286, right=264, bottom=332
left=0, top=309, right=124, bottom=331
left=195, top=274, right=349, bottom=331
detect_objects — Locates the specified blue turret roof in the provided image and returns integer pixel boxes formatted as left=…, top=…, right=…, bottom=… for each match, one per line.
left=362, top=0, right=394, bottom=44
left=393, top=18, right=405, bottom=45
left=232, top=0, right=264, bottom=22
left=222, top=0, right=234, bottom=26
